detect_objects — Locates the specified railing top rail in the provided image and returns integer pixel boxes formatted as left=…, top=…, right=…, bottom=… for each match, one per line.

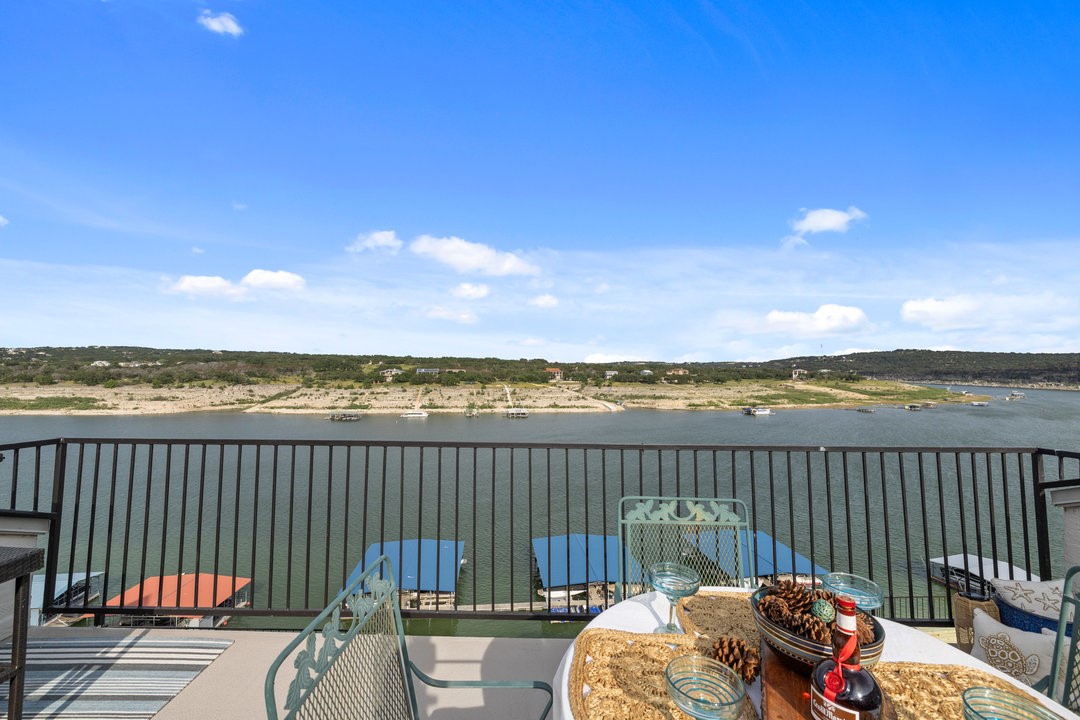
left=14, top=437, right=1047, bottom=455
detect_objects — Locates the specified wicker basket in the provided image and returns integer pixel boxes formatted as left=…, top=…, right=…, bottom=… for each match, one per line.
left=952, top=592, right=999, bottom=652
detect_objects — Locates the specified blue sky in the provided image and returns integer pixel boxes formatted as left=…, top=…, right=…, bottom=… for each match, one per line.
left=2, top=2, right=1078, bottom=362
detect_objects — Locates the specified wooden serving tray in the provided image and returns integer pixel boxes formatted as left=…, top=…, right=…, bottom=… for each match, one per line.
left=760, top=643, right=896, bottom=720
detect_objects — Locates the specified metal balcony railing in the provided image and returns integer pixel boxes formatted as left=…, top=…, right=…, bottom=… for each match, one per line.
left=1, top=438, right=1077, bottom=627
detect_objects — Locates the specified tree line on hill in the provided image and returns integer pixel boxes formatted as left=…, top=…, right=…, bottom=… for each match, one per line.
left=2, top=346, right=1078, bottom=388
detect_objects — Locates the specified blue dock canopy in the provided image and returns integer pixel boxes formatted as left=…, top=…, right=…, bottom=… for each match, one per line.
left=352, top=539, right=465, bottom=593
left=694, top=529, right=828, bottom=579
left=532, top=534, right=642, bottom=588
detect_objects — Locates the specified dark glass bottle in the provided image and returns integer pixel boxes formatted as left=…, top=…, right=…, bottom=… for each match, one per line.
left=810, top=595, right=882, bottom=720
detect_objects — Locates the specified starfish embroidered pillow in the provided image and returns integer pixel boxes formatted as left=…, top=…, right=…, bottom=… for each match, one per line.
left=972, top=608, right=1054, bottom=688
left=990, top=578, right=1065, bottom=621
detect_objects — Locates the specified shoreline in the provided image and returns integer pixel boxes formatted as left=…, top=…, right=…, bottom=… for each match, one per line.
left=0, top=378, right=1028, bottom=417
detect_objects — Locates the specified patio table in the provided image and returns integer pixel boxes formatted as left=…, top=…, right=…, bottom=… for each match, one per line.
left=552, top=587, right=1078, bottom=719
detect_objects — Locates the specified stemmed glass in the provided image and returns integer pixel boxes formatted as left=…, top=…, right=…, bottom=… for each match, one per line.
left=649, top=561, right=701, bottom=633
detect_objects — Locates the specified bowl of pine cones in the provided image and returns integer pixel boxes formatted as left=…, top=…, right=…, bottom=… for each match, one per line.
left=750, top=580, right=885, bottom=669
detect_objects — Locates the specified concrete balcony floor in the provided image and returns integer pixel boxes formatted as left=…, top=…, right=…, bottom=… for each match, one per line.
left=30, top=625, right=573, bottom=720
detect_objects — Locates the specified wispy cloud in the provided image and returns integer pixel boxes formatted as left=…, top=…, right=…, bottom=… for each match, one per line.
left=782, top=206, right=867, bottom=249
left=529, top=293, right=559, bottom=308
left=169, top=275, right=248, bottom=300
left=346, top=230, right=402, bottom=254
left=451, top=283, right=490, bottom=299
left=168, top=269, right=305, bottom=299
left=426, top=306, right=478, bottom=324
left=232, top=201, right=248, bottom=211
left=765, top=304, right=871, bottom=336
left=198, top=10, right=244, bottom=37
left=0, top=214, right=8, bottom=228
left=242, top=269, right=306, bottom=291
left=410, top=235, right=540, bottom=276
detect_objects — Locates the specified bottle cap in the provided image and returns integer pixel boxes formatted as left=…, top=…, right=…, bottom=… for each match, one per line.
left=836, top=595, right=856, bottom=611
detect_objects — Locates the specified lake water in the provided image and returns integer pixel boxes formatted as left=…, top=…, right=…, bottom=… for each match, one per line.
left=3, top=384, right=1079, bottom=450
left=3, top=384, right=1077, bottom=633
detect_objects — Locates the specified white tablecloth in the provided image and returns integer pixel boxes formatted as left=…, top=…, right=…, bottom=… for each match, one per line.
left=552, top=588, right=1078, bottom=719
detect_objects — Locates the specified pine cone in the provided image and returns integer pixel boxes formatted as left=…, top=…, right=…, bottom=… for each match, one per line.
left=771, top=579, right=814, bottom=615
left=708, top=637, right=762, bottom=684
left=789, top=612, right=832, bottom=644
left=825, top=613, right=877, bottom=645
left=810, top=588, right=834, bottom=603
left=758, top=594, right=791, bottom=625
left=855, top=612, right=876, bottom=645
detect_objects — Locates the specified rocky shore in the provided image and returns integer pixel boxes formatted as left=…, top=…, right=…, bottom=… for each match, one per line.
left=0, top=378, right=986, bottom=416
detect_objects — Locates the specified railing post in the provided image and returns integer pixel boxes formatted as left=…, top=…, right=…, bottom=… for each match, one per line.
left=1032, top=449, right=1054, bottom=581
left=43, top=439, right=68, bottom=618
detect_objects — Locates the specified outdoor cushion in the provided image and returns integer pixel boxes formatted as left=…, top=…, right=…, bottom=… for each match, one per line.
left=991, top=578, right=1065, bottom=621
left=972, top=608, right=1054, bottom=688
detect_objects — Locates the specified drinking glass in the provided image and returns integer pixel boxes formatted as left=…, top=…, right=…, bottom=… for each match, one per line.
left=821, top=572, right=884, bottom=611
left=961, top=686, right=1062, bottom=720
left=649, top=561, right=701, bottom=633
left=665, top=655, right=746, bottom=719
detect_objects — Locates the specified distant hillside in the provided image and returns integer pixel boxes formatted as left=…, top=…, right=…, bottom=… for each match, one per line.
left=3, top=346, right=1079, bottom=389
left=763, top=350, right=1080, bottom=387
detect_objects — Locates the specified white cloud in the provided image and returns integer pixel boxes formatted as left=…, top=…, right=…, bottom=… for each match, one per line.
left=0, top=214, right=8, bottom=228
left=410, top=235, right=539, bottom=276
left=347, top=230, right=403, bottom=254
left=451, top=282, right=490, bottom=299
left=783, top=206, right=867, bottom=248
left=900, top=295, right=983, bottom=331
left=198, top=10, right=243, bottom=37
left=530, top=293, right=559, bottom=308
left=594, top=282, right=611, bottom=294
left=232, top=201, right=248, bottom=211
left=169, top=275, right=247, bottom=299
left=191, top=247, right=205, bottom=255
left=241, top=269, right=306, bottom=291
left=765, top=304, right=871, bottom=336
left=520, top=337, right=547, bottom=347
left=426, top=306, right=478, bottom=324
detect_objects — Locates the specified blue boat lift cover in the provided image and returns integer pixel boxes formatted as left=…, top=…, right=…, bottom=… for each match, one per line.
left=351, top=539, right=465, bottom=593
left=532, top=534, right=644, bottom=588
left=694, top=529, right=828, bottom=580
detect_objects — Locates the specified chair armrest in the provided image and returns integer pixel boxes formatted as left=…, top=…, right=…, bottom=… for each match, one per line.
left=409, top=663, right=554, bottom=720
left=1032, top=675, right=1050, bottom=694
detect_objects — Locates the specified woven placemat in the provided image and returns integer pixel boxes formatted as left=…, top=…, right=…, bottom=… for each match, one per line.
left=874, top=662, right=1052, bottom=720
left=677, top=590, right=759, bottom=645
left=568, top=628, right=758, bottom=720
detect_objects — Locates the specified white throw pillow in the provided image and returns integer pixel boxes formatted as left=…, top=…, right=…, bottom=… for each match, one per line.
left=971, top=608, right=1055, bottom=687
left=991, top=578, right=1067, bottom=621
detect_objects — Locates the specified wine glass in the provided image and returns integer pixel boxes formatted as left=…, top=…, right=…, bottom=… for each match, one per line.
left=649, top=561, right=701, bottom=633
left=821, top=572, right=884, bottom=611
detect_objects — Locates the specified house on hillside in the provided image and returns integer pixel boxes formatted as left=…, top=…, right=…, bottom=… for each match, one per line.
left=545, top=368, right=563, bottom=382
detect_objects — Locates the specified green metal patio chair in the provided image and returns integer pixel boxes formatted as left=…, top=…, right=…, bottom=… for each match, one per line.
left=1037, top=564, right=1079, bottom=713
left=616, top=495, right=752, bottom=602
left=264, top=555, right=553, bottom=720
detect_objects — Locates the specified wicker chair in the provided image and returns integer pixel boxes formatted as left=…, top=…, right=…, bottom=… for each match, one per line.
left=265, top=555, right=553, bottom=720
left=1036, top=564, right=1080, bottom=713
left=615, top=495, right=752, bottom=601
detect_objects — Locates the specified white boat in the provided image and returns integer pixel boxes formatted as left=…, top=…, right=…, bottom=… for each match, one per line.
left=1006, top=391, right=1026, bottom=401
left=400, top=410, right=429, bottom=419
left=927, top=554, right=1039, bottom=596
left=328, top=412, right=361, bottom=421
left=505, top=408, right=529, bottom=418
left=750, top=407, right=772, bottom=416
left=970, top=401, right=990, bottom=407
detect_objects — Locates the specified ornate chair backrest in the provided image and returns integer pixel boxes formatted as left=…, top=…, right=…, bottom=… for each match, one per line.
left=616, top=496, right=752, bottom=601
left=1048, top=564, right=1080, bottom=712
left=265, top=555, right=418, bottom=720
